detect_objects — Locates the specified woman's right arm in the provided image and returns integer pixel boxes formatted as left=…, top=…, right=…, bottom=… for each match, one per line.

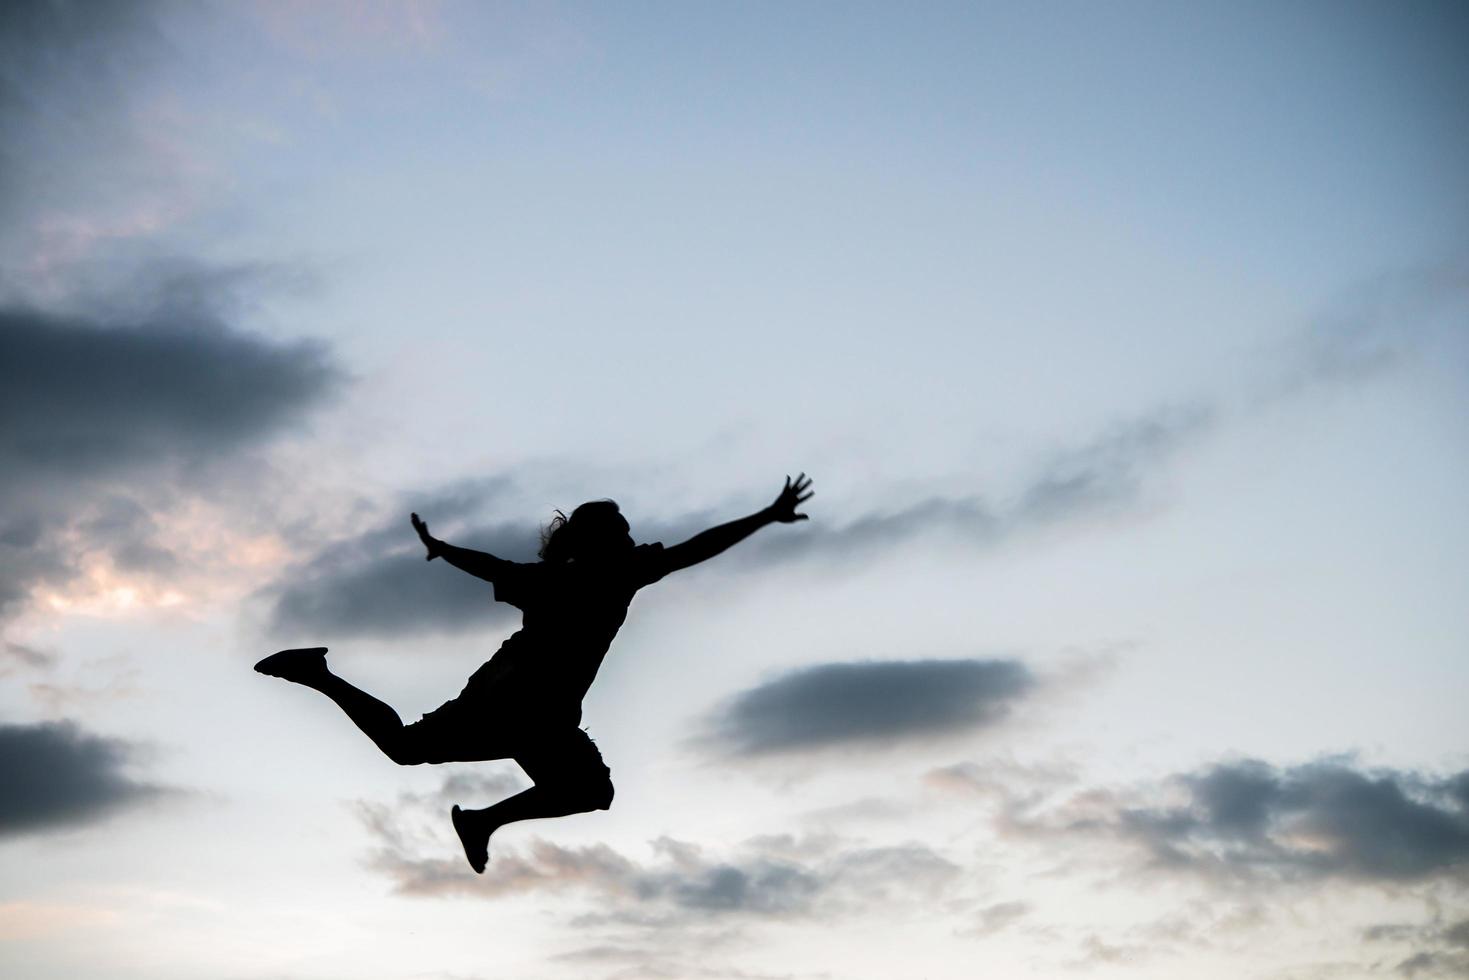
left=411, top=512, right=511, bottom=583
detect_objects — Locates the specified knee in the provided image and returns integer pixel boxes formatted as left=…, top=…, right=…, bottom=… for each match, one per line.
left=588, top=774, right=614, bottom=811
left=547, top=773, right=614, bottom=812
left=382, top=737, right=427, bottom=767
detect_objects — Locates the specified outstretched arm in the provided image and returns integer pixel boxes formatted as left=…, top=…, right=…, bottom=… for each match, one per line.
left=662, top=474, right=812, bottom=573
left=411, top=513, right=511, bottom=583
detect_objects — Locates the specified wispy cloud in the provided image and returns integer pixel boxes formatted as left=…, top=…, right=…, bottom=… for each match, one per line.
left=963, top=899, right=1031, bottom=938
left=263, top=404, right=1210, bottom=641
left=0, top=640, right=55, bottom=674
left=352, top=774, right=958, bottom=932
left=1363, top=917, right=1469, bottom=979
left=1259, top=262, right=1469, bottom=401
left=369, top=830, right=959, bottom=927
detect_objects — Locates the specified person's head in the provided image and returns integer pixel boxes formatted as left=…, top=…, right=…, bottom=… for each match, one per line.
left=539, top=499, right=633, bottom=563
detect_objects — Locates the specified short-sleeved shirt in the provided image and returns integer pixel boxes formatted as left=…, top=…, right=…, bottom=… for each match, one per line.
left=456, top=543, right=670, bottom=718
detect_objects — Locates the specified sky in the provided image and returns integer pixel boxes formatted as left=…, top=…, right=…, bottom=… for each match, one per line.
left=1, top=1, right=1467, bottom=978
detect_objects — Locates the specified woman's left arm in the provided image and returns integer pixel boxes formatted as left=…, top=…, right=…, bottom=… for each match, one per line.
left=661, top=474, right=812, bottom=573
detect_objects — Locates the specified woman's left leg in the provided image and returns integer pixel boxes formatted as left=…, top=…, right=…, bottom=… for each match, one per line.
left=255, top=647, right=427, bottom=764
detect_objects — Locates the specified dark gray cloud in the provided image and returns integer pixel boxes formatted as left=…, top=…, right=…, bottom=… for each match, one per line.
left=702, top=658, right=1035, bottom=756
left=264, top=489, right=711, bottom=639
left=1010, top=758, right=1469, bottom=885
left=0, top=299, right=340, bottom=621
left=268, top=519, right=534, bottom=640
left=1120, top=760, right=1469, bottom=882
left=0, top=307, right=337, bottom=476
left=0, top=720, right=164, bottom=835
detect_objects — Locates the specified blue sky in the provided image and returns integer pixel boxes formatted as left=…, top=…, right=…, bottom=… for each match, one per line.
left=1, top=2, right=1466, bottom=978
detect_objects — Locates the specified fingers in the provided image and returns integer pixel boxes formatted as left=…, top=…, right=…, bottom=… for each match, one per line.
left=776, top=473, right=813, bottom=516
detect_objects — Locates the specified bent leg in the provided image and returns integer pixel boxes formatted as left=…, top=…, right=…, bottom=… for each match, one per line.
left=451, top=729, right=613, bottom=873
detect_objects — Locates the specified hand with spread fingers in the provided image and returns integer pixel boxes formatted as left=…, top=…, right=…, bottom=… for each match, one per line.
left=766, top=473, right=813, bottom=523
left=411, top=512, right=442, bottom=560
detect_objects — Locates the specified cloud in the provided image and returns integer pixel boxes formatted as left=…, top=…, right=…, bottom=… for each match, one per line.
left=263, top=482, right=715, bottom=639
left=963, top=900, right=1031, bottom=937
left=320, top=263, right=1459, bottom=630
left=700, top=658, right=1035, bottom=757
left=273, top=264, right=1442, bottom=654
left=552, top=944, right=805, bottom=980
left=352, top=774, right=958, bottom=932
left=1, top=640, right=54, bottom=674
left=0, top=306, right=336, bottom=476
left=369, top=829, right=958, bottom=926
left=1362, top=918, right=1469, bottom=979
left=26, top=655, right=143, bottom=715
left=0, top=720, right=165, bottom=835
left=0, top=292, right=341, bottom=623
left=267, top=517, right=534, bottom=639
left=1261, top=262, right=1469, bottom=401
left=742, top=404, right=1211, bottom=568
left=1006, top=758, right=1469, bottom=885
left=1122, top=760, right=1469, bottom=882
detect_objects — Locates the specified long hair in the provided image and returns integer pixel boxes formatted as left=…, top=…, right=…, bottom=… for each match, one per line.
left=539, top=500, right=622, bottom=562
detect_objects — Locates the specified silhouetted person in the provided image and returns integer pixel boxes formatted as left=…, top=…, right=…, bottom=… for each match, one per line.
left=255, top=474, right=812, bottom=872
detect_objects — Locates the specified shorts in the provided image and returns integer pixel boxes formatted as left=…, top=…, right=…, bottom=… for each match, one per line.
left=399, top=694, right=609, bottom=787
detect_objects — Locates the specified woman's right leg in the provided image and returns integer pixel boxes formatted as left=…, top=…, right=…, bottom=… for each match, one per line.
left=451, top=728, right=614, bottom=873
left=254, top=648, right=423, bottom=765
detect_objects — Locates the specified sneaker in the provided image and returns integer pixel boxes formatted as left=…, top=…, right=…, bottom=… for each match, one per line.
left=253, top=647, right=329, bottom=683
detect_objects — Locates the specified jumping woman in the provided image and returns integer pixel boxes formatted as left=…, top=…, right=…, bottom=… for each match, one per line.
left=255, top=474, right=812, bottom=873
